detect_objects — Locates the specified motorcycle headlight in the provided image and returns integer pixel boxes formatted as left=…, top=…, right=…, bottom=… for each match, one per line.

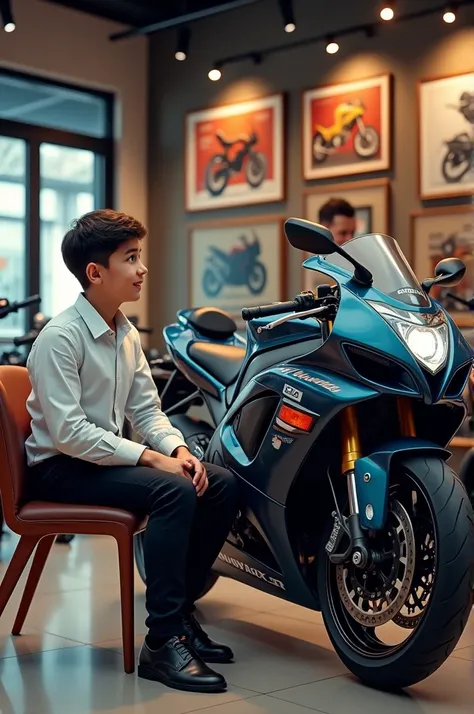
left=368, top=302, right=450, bottom=374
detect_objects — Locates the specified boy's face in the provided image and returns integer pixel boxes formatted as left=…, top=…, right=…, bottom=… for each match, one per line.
left=87, top=238, right=148, bottom=303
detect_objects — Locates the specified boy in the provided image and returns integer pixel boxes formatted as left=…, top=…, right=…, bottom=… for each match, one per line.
left=26, top=209, right=238, bottom=693
left=318, top=197, right=356, bottom=246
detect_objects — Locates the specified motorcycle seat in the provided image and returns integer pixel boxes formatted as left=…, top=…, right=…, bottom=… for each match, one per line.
left=216, top=129, right=250, bottom=148
left=188, top=342, right=246, bottom=386
left=187, top=307, right=237, bottom=340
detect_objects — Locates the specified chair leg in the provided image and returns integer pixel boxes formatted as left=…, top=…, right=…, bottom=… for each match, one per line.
left=117, top=535, right=135, bottom=674
left=12, top=534, right=56, bottom=635
left=0, top=535, right=40, bottom=621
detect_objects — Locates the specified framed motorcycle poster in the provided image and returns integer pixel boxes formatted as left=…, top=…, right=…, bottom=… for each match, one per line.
left=302, top=74, right=392, bottom=181
left=185, top=94, right=285, bottom=212
left=188, top=216, right=285, bottom=318
left=411, top=205, right=474, bottom=326
left=301, top=178, right=391, bottom=291
left=418, top=71, right=474, bottom=199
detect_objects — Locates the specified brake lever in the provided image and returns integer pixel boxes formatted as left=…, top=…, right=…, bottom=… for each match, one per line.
left=257, top=305, right=329, bottom=333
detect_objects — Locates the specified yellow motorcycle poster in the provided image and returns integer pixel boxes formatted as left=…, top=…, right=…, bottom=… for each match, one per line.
left=302, top=75, right=391, bottom=180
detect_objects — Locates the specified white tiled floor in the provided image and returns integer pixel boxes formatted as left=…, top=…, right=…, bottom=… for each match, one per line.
left=0, top=531, right=473, bottom=714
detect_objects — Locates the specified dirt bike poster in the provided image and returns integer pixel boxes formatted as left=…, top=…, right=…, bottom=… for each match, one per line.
left=188, top=217, right=285, bottom=319
left=302, top=74, right=391, bottom=181
left=301, top=179, right=390, bottom=292
left=419, top=72, right=474, bottom=199
left=411, top=205, right=474, bottom=326
left=185, top=94, right=284, bottom=211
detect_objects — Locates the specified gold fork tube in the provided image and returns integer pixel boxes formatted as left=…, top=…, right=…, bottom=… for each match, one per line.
left=341, top=405, right=362, bottom=474
left=397, top=398, right=416, bottom=437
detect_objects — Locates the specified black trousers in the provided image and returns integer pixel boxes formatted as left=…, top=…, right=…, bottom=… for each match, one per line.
left=29, top=454, right=238, bottom=637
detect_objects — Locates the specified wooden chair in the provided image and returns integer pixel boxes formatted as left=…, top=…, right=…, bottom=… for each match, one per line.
left=0, top=365, right=147, bottom=673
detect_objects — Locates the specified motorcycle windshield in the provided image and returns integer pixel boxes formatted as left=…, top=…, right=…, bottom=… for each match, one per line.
left=323, top=233, right=431, bottom=308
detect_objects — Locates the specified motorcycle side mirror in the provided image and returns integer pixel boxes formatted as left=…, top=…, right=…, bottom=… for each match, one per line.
left=284, top=217, right=373, bottom=287
left=422, top=257, right=466, bottom=294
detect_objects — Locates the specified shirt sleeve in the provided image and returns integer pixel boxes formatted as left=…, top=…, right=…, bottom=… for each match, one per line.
left=124, top=338, right=188, bottom=456
left=28, top=326, right=147, bottom=466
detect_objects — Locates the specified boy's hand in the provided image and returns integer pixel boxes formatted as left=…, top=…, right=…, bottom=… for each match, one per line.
left=173, top=447, right=209, bottom=497
left=138, top=449, right=191, bottom=478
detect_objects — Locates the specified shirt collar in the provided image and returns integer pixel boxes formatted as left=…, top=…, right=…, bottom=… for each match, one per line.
left=74, top=293, right=133, bottom=340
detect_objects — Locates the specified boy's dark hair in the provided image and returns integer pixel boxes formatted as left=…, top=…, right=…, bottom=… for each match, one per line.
left=318, top=198, right=355, bottom=225
left=61, top=209, right=147, bottom=289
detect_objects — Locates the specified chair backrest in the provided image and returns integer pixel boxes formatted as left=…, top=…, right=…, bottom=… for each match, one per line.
left=0, top=366, right=32, bottom=525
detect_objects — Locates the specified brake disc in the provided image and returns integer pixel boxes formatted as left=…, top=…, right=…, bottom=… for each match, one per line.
left=336, top=499, right=416, bottom=627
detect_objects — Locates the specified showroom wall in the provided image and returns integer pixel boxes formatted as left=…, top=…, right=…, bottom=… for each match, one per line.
left=147, top=0, right=474, bottom=336
left=0, top=0, right=149, bottom=324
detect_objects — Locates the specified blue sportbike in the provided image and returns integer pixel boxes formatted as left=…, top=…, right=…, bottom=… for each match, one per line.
left=134, top=218, right=474, bottom=690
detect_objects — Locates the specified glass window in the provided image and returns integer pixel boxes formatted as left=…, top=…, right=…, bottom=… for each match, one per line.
left=0, top=137, right=27, bottom=337
left=39, top=144, right=104, bottom=317
left=0, top=72, right=110, bottom=139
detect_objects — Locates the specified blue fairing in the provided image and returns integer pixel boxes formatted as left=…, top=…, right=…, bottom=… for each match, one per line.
left=164, top=246, right=473, bottom=542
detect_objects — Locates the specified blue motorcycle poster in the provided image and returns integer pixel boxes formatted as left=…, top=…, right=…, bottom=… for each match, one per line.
left=189, top=219, right=284, bottom=315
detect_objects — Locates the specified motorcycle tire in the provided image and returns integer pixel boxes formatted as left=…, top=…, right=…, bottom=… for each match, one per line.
left=312, top=132, right=328, bottom=164
left=442, top=150, right=472, bottom=183
left=353, top=126, right=380, bottom=159
left=246, top=262, right=267, bottom=295
left=133, top=532, right=220, bottom=600
left=205, top=156, right=229, bottom=197
left=318, top=457, right=474, bottom=690
left=245, top=152, right=267, bottom=188
left=459, top=447, right=474, bottom=510
left=202, top=268, right=223, bottom=298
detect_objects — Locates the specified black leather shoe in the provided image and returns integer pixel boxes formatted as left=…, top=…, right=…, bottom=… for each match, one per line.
left=183, top=614, right=234, bottom=663
left=138, top=636, right=227, bottom=693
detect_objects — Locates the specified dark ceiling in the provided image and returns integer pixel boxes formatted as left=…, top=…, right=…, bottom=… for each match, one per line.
left=42, top=0, right=261, bottom=31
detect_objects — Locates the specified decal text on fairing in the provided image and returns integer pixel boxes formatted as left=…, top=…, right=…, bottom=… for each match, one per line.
left=218, top=552, right=285, bottom=590
left=278, top=366, right=341, bottom=393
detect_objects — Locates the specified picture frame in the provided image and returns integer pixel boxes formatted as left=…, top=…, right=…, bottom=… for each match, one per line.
left=411, top=205, right=474, bottom=326
left=418, top=71, right=474, bottom=200
left=187, top=216, right=286, bottom=321
left=185, top=93, right=285, bottom=212
left=302, top=74, right=392, bottom=181
left=301, top=178, right=391, bottom=291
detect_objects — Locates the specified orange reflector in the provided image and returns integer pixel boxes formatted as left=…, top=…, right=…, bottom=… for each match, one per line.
left=278, top=404, right=314, bottom=432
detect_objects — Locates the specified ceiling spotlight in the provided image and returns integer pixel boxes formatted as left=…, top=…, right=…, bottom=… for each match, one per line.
left=443, top=4, right=457, bottom=23
left=380, top=2, right=395, bottom=21
left=208, top=66, right=222, bottom=81
left=1, top=0, right=15, bottom=32
left=326, top=37, right=340, bottom=54
left=278, top=0, right=296, bottom=34
left=175, top=25, right=190, bottom=61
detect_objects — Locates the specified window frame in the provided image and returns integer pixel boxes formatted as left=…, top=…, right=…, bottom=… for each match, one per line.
left=0, top=67, right=115, bottom=338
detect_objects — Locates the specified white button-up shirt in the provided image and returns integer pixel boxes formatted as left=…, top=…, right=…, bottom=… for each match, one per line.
left=25, top=293, right=187, bottom=466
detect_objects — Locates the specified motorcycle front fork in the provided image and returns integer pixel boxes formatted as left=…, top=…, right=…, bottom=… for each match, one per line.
left=337, top=398, right=416, bottom=568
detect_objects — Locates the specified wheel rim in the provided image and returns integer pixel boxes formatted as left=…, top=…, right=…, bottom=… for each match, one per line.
left=326, top=474, right=438, bottom=659
left=207, top=158, right=227, bottom=192
left=355, top=128, right=379, bottom=157
left=443, top=152, right=470, bottom=181
left=313, top=135, right=326, bottom=161
left=248, top=264, right=265, bottom=293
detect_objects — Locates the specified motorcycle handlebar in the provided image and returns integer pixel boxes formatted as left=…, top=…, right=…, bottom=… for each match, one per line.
left=446, top=292, right=474, bottom=311
left=0, top=294, right=41, bottom=320
left=13, top=330, right=38, bottom=347
left=242, top=299, right=302, bottom=322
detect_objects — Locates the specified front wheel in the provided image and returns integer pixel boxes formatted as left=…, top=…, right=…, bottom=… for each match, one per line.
left=245, top=152, right=267, bottom=188
left=442, top=149, right=472, bottom=183
left=318, top=458, right=474, bottom=690
left=246, top=261, right=267, bottom=295
left=353, top=125, right=380, bottom=159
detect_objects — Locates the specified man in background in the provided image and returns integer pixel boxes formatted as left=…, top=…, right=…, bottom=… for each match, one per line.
left=318, top=198, right=356, bottom=246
